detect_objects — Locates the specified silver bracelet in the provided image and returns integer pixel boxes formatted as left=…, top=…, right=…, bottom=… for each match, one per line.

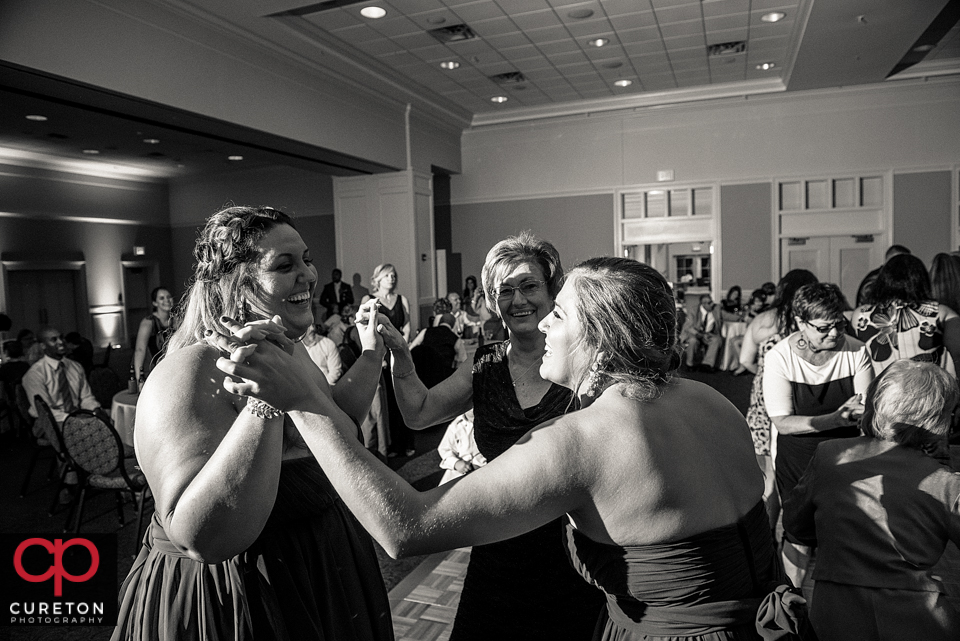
left=246, top=399, right=284, bottom=420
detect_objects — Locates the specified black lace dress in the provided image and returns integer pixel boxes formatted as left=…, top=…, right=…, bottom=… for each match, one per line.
left=449, top=341, right=606, bottom=641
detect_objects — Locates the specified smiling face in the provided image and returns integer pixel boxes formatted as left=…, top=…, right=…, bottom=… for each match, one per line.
left=447, top=292, right=462, bottom=311
left=153, top=288, right=174, bottom=313
left=250, top=224, right=318, bottom=338
left=376, top=268, right=397, bottom=293
left=538, top=276, right=593, bottom=390
left=494, top=261, right=554, bottom=338
left=39, top=328, right=67, bottom=360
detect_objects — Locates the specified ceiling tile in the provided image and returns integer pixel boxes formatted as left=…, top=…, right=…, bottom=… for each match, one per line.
left=495, top=0, right=553, bottom=13
left=659, top=20, right=703, bottom=39
left=500, top=44, right=542, bottom=60
left=747, top=35, right=788, bottom=53
left=668, top=46, right=707, bottom=61
left=608, top=13, right=648, bottom=31
left=555, top=2, right=603, bottom=23
left=378, top=51, right=422, bottom=67
left=390, top=32, right=441, bottom=48
left=701, top=0, right=749, bottom=19
left=407, top=10, right=464, bottom=30
left=602, top=0, right=654, bottom=18
left=384, top=0, right=447, bottom=14
left=750, top=0, right=801, bottom=11
left=537, top=39, right=583, bottom=55
left=357, top=39, right=407, bottom=56
left=525, top=25, right=573, bottom=43
left=450, top=2, right=508, bottom=22
left=514, top=57, right=556, bottom=71
left=448, top=38, right=499, bottom=56
left=623, top=40, right=667, bottom=56
left=707, top=28, right=749, bottom=45
left=469, top=16, right=519, bottom=36
left=305, top=9, right=362, bottom=31
left=510, top=9, right=565, bottom=30
left=410, top=44, right=457, bottom=61
left=329, top=24, right=384, bottom=44
left=483, top=32, right=534, bottom=48
left=652, top=3, right=703, bottom=24
left=670, top=58, right=707, bottom=71
left=615, top=26, right=663, bottom=44
left=650, top=0, right=701, bottom=8
left=552, top=0, right=602, bottom=8
left=663, top=33, right=706, bottom=49
left=563, top=17, right=615, bottom=37
left=550, top=51, right=590, bottom=65
left=705, top=13, right=748, bottom=32
left=369, top=16, right=424, bottom=38
left=555, top=61, right=597, bottom=74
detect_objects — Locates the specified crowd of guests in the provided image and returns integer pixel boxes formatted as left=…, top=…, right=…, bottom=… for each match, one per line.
left=6, top=204, right=954, bottom=641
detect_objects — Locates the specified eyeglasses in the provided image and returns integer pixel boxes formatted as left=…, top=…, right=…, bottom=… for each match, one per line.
left=496, top=280, right=545, bottom=301
left=805, top=319, right=847, bottom=334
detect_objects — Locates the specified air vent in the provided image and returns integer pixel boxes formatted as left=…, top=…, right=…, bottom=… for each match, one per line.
left=489, top=71, right=526, bottom=85
left=707, top=41, right=746, bottom=57
left=428, top=24, right=478, bottom=43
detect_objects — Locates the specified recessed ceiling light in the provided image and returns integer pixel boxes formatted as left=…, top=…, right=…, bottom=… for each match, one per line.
left=143, top=138, right=160, bottom=144
left=360, top=6, right=386, bottom=19
left=756, top=62, right=776, bottom=70
left=614, top=79, right=633, bottom=87
left=227, top=155, right=244, bottom=161
left=567, top=9, right=594, bottom=20
left=82, top=149, right=100, bottom=155
left=761, top=12, right=786, bottom=23
left=426, top=17, right=446, bottom=25
left=440, top=61, right=460, bottom=70
left=589, top=38, right=610, bottom=47
left=490, top=96, right=508, bottom=103
left=913, top=44, right=935, bottom=52
left=25, top=114, right=48, bottom=121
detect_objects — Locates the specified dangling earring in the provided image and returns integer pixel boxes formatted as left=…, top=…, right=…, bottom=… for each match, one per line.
left=237, top=295, right=248, bottom=325
left=586, top=362, right=605, bottom=397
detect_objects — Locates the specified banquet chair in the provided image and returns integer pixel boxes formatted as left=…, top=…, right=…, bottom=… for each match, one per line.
left=30, top=396, right=80, bottom=524
left=60, top=409, right=151, bottom=544
left=88, top=365, right=123, bottom=409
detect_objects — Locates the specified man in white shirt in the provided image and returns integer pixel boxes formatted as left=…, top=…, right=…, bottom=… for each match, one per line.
left=679, top=294, right=723, bottom=371
left=22, top=326, right=99, bottom=434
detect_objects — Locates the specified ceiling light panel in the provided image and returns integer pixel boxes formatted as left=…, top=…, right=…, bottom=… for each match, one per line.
left=359, top=6, right=387, bottom=19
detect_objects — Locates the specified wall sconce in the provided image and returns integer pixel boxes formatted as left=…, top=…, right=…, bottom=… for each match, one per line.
left=134, top=246, right=146, bottom=256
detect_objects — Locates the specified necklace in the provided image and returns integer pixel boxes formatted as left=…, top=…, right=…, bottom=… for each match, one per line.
left=511, top=356, right=543, bottom=387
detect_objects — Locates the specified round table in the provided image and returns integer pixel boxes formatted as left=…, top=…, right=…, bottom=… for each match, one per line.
left=111, top=390, right=139, bottom=445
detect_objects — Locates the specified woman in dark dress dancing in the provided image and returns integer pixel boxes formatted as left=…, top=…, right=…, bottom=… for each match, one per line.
left=370, top=233, right=603, bottom=639
left=221, top=256, right=800, bottom=640
left=112, top=206, right=392, bottom=641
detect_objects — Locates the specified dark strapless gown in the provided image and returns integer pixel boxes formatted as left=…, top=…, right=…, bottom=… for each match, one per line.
left=567, top=502, right=780, bottom=641
left=111, top=456, right=393, bottom=641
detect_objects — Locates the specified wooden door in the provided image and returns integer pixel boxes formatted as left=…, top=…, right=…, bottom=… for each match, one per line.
left=829, top=235, right=881, bottom=307
left=781, top=236, right=829, bottom=280
left=122, top=263, right=159, bottom=348
left=6, top=270, right=81, bottom=336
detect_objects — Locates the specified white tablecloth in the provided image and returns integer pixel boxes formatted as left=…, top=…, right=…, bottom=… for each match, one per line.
left=719, top=321, right=748, bottom=371
left=111, top=390, right=139, bottom=445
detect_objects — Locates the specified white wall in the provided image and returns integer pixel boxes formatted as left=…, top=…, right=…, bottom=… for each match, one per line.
left=452, top=79, right=960, bottom=203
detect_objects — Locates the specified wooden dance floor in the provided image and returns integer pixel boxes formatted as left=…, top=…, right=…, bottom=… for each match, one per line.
left=389, top=548, right=470, bottom=641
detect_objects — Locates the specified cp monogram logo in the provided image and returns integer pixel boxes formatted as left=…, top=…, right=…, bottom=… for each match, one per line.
left=13, top=538, right=100, bottom=596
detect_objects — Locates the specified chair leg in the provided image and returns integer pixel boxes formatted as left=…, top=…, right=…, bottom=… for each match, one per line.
left=47, top=467, right=68, bottom=516
left=19, top=447, right=42, bottom=497
left=115, top=492, right=126, bottom=526
left=71, top=487, right=88, bottom=533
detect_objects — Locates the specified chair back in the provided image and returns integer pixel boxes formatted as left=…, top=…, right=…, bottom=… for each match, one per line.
left=33, top=395, right=67, bottom=456
left=61, top=410, right=122, bottom=478
left=15, top=384, right=34, bottom=427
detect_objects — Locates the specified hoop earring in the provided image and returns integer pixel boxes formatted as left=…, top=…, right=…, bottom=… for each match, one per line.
left=796, top=335, right=808, bottom=350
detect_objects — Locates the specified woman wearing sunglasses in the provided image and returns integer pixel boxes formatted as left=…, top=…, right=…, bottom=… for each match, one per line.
left=373, top=231, right=604, bottom=640
left=763, top=282, right=874, bottom=591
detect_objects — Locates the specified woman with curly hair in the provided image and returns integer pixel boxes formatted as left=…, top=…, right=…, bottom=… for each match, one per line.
left=221, top=257, right=792, bottom=640
left=112, top=206, right=392, bottom=641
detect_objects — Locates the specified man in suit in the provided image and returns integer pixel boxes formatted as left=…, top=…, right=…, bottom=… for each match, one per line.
left=318, top=268, right=354, bottom=319
left=680, top=294, right=723, bottom=371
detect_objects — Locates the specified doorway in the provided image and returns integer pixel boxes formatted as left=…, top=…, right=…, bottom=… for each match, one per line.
left=121, top=262, right=160, bottom=348
left=5, top=268, right=87, bottom=337
left=781, top=234, right=881, bottom=307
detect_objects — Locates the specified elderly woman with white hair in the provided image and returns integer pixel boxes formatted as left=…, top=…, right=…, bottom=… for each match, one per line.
left=783, top=359, right=960, bottom=641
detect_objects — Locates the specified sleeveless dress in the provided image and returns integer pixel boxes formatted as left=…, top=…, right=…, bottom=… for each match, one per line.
left=111, top=456, right=394, bottom=641
left=851, top=300, right=956, bottom=377
left=449, top=341, right=606, bottom=641
left=567, top=502, right=781, bottom=640
left=377, top=295, right=411, bottom=453
left=744, top=335, right=781, bottom=456
left=142, top=315, right=173, bottom=377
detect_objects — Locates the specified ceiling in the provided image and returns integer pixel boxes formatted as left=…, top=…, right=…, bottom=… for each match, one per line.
left=1, top=0, right=958, bottom=179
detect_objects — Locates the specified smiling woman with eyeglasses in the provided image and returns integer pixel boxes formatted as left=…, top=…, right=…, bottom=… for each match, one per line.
left=762, top=281, right=875, bottom=590
left=368, top=231, right=606, bottom=641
